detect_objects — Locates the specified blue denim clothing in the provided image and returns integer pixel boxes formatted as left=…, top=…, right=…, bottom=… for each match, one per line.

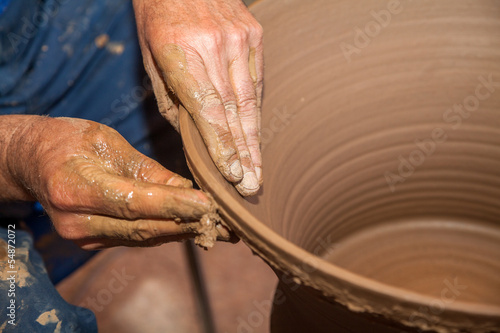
left=0, top=228, right=98, bottom=332
left=0, top=0, right=182, bottom=331
left=0, top=0, right=11, bottom=15
left=0, top=0, right=166, bottom=156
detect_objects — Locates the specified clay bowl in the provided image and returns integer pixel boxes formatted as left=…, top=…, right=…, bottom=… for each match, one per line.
left=180, top=0, right=500, bottom=332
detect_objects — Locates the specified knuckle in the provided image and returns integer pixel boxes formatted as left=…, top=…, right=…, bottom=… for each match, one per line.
left=251, top=22, right=264, bottom=39
left=134, top=158, right=159, bottom=180
left=217, top=132, right=238, bottom=156
left=255, top=23, right=264, bottom=36
left=237, top=92, right=258, bottom=112
left=122, top=186, right=141, bottom=220
left=199, top=30, right=224, bottom=52
left=224, top=100, right=238, bottom=116
left=129, top=220, right=155, bottom=242
left=90, top=125, right=114, bottom=142
left=120, top=206, right=137, bottom=221
left=198, top=88, right=223, bottom=111
left=237, top=147, right=252, bottom=159
left=227, top=27, right=249, bottom=48
left=89, top=131, right=120, bottom=157
left=45, top=176, right=75, bottom=211
left=198, top=88, right=219, bottom=100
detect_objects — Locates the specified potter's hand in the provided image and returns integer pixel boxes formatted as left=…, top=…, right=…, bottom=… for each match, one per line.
left=1, top=115, right=227, bottom=249
left=133, top=0, right=264, bottom=196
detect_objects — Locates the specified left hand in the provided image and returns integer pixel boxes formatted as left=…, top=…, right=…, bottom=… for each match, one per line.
left=133, top=0, right=264, bottom=196
left=3, top=116, right=227, bottom=249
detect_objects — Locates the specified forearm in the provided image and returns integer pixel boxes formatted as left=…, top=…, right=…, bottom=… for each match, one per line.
left=0, top=114, right=43, bottom=202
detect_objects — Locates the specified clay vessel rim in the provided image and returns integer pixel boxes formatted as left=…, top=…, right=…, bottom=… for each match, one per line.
left=179, top=107, right=500, bottom=318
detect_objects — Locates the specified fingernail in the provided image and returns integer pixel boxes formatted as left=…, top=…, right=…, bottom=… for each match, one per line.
left=229, top=160, right=243, bottom=179
left=237, top=172, right=259, bottom=196
left=243, top=172, right=259, bottom=190
left=255, top=167, right=263, bottom=184
left=215, top=224, right=231, bottom=241
left=167, top=176, right=192, bottom=188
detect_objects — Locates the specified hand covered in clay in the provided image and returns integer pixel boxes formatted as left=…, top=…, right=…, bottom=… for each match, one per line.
left=133, top=0, right=264, bottom=196
left=1, top=116, right=230, bottom=249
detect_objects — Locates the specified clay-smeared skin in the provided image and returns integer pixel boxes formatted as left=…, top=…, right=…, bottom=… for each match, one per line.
left=0, top=115, right=230, bottom=249
left=181, top=0, right=500, bottom=331
left=133, top=0, right=264, bottom=196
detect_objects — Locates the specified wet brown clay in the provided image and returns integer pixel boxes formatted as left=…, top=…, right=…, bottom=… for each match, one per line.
left=180, top=0, right=500, bottom=332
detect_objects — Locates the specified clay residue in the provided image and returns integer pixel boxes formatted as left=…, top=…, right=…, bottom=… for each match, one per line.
left=36, top=309, right=59, bottom=325
left=182, top=212, right=233, bottom=249
left=94, top=34, right=109, bottom=48
left=36, top=309, right=62, bottom=333
left=248, top=47, right=262, bottom=146
left=194, top=213, right=219, bottom=248
left=14, top=241, right=34, bottom=287
left=248, top=47, right=258, bottom=85
left=0, top=239, right=33, bottom=287
left=0, top=239, right=7, bottom=260
left=14, top=262, right=31, bottom=287
left=106, top=42, right=125, bottom=55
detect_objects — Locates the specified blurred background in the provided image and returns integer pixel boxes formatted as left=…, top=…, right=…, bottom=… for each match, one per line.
left=57, top=236, right=276, bottom=333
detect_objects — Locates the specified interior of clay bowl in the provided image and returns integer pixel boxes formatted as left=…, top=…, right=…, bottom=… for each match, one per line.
left=180, top=0, right=500, bottom=325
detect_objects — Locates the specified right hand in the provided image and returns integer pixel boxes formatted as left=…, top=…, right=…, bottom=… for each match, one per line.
left=133, top=0, right=264, bottom=196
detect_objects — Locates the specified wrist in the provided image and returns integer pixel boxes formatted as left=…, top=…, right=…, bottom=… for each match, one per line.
left=2, top=115, right=48, bottom=201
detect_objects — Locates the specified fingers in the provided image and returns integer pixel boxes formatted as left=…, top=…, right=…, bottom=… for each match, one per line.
left=154, top=21, right=263, bottom=196
left=205, top=46, right=259, bottom=195
left=76, top=235, right=192, bottom=250
left=245, top=23, right=264, bottom=185
left=81, top=215, right=190, bottom=243
left=156, top=44, right=242, bottom=183
left=228, top=47, right=263, bottom=193
left=64, top=215, right=234, bottom=250
left=49, top=162, right=213, bottom=221
left=95, top=178, right=212, bottom=221
left=249, top=44, right=264, bottom=184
